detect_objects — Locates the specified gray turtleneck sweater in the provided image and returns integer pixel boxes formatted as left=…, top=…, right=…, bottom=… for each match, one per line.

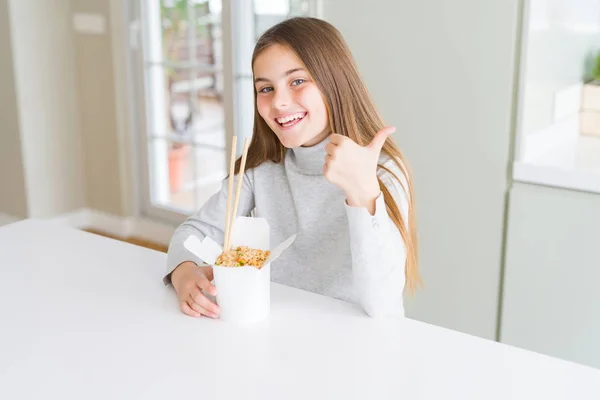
left=165, top=137, right=409, bottom=317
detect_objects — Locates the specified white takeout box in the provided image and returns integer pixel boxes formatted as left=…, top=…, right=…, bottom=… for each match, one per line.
left=183, top=217, right=296, bottom=322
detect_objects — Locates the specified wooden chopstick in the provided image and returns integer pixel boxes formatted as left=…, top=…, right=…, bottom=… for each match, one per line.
left=223, top=136, right=237, bottom=252
left=226, top=137, right=250, bottom=252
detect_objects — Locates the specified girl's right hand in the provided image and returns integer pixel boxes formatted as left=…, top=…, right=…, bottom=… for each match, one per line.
left=171, top=261, right=220, bottom=319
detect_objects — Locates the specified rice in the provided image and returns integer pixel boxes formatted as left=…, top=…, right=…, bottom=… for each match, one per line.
left=215, top=246, right=271, bottom=268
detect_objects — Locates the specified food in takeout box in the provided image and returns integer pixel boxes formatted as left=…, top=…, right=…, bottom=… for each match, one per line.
left=215, top=246, right=271, bottom=268
left=183, top=216, right=295, bottom=322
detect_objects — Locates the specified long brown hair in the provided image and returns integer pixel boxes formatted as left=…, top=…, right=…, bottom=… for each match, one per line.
left=235, top=17, right=421, bottom=294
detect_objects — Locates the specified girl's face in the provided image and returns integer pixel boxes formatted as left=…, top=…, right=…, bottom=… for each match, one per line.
left=253, top=44, right=330, bottom=148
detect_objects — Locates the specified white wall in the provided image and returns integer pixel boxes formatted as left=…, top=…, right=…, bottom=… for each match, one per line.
left=0, top=0, right=28, bottom=219
left=7, top=0, right=86, bottom=218
left=72, top=0, right=125, bottom=216
left=501, top=182, right=600, bottom=369
left=324, top=0, right=520, bottom=339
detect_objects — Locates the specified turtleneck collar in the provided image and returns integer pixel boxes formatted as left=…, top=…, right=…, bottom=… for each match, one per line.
left=286, top=136, right=329, bottom=176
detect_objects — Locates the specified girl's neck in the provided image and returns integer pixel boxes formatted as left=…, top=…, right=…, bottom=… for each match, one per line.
left=301, top=130, right=331, bottom=147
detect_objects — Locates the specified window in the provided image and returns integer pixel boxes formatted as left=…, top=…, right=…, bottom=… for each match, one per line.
left=513, top=0, right=600, bottom=194
left=130, top=0, right=318, bottom=223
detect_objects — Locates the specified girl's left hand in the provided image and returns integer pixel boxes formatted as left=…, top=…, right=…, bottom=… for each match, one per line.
left=324, top=126, right=396, bottom=211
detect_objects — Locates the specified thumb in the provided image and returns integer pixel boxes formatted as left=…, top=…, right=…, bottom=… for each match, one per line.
left=368, top=126, right=395, bottom=153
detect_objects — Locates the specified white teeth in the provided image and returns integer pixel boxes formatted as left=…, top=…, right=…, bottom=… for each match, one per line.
left=277, top=113, right=304, bottom=124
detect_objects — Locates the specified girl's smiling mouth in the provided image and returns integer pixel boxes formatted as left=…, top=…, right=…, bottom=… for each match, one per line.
left=275, top=112, right=307, bottom=128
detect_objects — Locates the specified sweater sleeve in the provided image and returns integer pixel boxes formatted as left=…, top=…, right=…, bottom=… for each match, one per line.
left=344, top=158, right=410, bottom=318
left=163, top=170, right=255, bottom=285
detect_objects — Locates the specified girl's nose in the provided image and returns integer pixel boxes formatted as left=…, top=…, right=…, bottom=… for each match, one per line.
left=273, top=89, right=291, bottom=109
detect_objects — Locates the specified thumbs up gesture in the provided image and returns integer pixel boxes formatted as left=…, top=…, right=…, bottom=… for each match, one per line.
left=324, top=127, right=395, bottom=213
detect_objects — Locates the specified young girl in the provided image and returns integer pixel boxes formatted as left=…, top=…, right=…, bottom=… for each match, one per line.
left=164, top=17, right=420, bottom=319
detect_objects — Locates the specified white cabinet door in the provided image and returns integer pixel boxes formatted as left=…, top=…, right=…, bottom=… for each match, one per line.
left=500, top=182, right=600, bottom=369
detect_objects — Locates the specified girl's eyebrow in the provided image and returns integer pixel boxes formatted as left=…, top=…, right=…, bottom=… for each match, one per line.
left=254, top=68, right=306, bottom=84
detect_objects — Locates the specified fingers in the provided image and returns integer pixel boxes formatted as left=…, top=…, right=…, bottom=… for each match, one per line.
left=186, top=298, right=219, bottom=319
left=174, top=264, right=222, bottom=319
left=325, top=142, right=337, bottom=157
left=197, top=277, right=217, bottom=297
left=200, top=265, right=215, bottom=282
left=180, top=301, right=201, bottom=318
left=331, top=127, right=395, bottom=151
left=368, top=126, right=396, bottom=152
left=189, top=286, right=221, bottom=317
left=329, top=133, right=346, bottom=145
left=377, top=126, right=396, bottom=136
left=179, top=290, right=219, bottom=319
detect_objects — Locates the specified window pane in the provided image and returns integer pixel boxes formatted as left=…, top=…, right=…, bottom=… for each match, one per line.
left=148, top=137, right=226, bottom=213
left=253, top=0, right=312, bottom=39
left=148, top=138, right=195, bottom=212
left=146, top=1, right=226, bottom=213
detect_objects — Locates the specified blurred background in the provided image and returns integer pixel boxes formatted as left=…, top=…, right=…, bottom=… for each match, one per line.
left=1, top=0, right=599, bottom=370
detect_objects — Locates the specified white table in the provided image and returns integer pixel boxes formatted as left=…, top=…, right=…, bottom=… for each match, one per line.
left=1, top=220, right=599, bottom=399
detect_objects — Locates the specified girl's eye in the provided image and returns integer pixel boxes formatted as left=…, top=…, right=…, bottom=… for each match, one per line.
left=291, top=79, right=305, bottom=86
left=258, top=86, right=273, bottom=93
